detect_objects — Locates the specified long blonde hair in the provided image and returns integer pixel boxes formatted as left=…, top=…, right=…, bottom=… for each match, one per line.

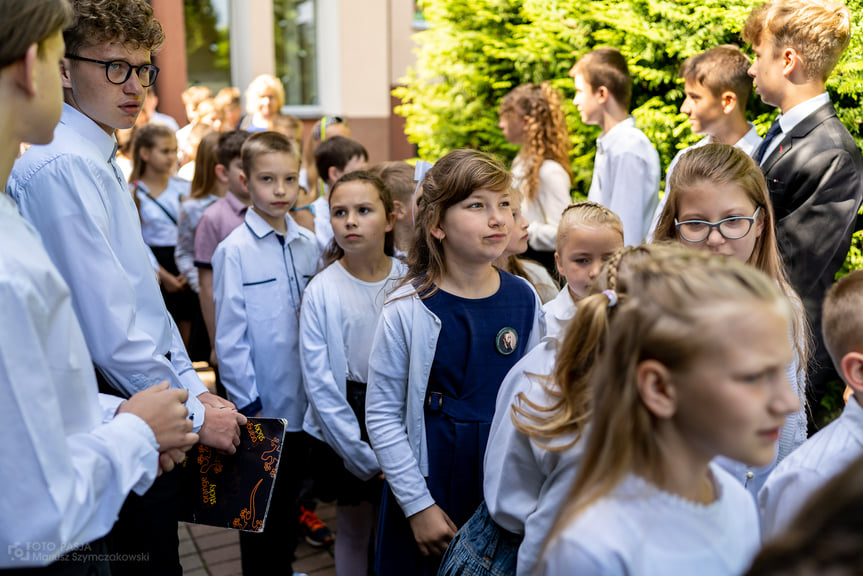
left=542, top=244, right=788, bottom=548
left=499, top=82, right=572, bottom=201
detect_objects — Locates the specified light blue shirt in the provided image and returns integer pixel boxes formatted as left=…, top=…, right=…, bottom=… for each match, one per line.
left=7, top=104, right=207, bottom=429
left=213, top=208, right=320, bottom=431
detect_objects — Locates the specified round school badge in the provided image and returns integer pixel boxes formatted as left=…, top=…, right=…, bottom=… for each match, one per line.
left=496, top=327, right=518, bottom=356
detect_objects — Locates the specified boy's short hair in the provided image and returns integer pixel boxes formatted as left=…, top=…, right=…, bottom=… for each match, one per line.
left=572, top=47, right=632, bottom=111
left=0, top=0, right=72, bottom=69
left=64, top=0, right=164, bottom=57
left=216, top=130, right=250, bottom=169
left=368, top=161, right=415, bottom=206
left=822, top=269, right=863, bottom=374
left=679, top=45, right=753, bottom=105
left=241, top=131, right=300, bottom=178
left=556, top=200, right=624, bottom=253
left=742, top=0, right=850, bottom=82
left=314, top=136, right=369, bottom=185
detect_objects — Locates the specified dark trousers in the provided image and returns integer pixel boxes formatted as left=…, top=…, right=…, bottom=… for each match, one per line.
left=239, top=431, right=306, bottom=575
left=107, top=470, right=182, bottom=576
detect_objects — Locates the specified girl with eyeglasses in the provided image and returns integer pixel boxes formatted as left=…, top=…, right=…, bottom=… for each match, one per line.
left=653, top=142, right=810, bottom=496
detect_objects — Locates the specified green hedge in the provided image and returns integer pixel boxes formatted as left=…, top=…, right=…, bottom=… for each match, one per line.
left=396, top=0, right=863, bottom=195
left=394, top=0, right=863, bottom=423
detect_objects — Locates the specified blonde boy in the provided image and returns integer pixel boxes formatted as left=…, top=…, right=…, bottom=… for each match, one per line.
left=743, top=0, right=863, bottom=416
left=570, top=47, right=660, bottom=246
left=647, top=45, right=762, bottom=239
left=212, top=130, right=320, bottom=575
left=759, top=270, right=863, bottom=541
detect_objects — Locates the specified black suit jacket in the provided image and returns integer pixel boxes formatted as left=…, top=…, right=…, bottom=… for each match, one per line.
left=762, top=101, right=863, bottom=391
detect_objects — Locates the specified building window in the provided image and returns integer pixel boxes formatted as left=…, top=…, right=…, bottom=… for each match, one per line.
left=184, top=0, right=232, bottom=90
left=274, top=0, right=318, bottom=107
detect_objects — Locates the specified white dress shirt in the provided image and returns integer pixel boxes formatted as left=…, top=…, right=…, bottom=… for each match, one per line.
left=7, top=104, right=207, bottom=429
left=0, top=194, right=158, bottom=567
left=539, top=463, right=760, bottom=576
left=760, top=92, right=831, bottom=164
left=213, top=208, right=320, bottom=430
left=587, top=116, right=661, bottom=245
left=758, top=393, right=863, bottom=541
left=301, top=258, right=406, bottom=480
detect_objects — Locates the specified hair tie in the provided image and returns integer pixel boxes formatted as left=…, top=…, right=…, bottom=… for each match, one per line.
left=602, top=289, right=618, bottom=308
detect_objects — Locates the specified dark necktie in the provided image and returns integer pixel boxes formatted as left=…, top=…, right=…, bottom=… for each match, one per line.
left=754, top=119, right=783, bottom=164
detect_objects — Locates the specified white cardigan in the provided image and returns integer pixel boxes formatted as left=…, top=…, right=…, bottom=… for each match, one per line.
left=300, top=258, right=406, bottom=481
left=366, top=278, right=545, bottom=518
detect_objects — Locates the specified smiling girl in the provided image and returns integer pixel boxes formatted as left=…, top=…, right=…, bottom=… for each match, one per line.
left=366, top=149, right=545, bottom=576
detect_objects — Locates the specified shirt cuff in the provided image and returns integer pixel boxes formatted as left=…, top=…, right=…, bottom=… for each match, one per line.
left=239, top=397, right=263, bottom=417
left=98, top=394, right=126, bottom=423
left=107, top=412, right=159, bottom=495
left=185, top=392, right=206, bottom=432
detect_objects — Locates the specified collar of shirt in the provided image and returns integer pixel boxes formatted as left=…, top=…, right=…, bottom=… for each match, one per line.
left=844, top=394, right=863, bottom=447
left=244, top=206, right=302, bottom=243
left=736, top=123, right=762, bottom=157
left=60, top=103, right=117, bottom=163
left=224, top=189, right=249, bottom=216
left=596, top=116, right=636, bottom=153
left=778, top=92, right=831, bottom=135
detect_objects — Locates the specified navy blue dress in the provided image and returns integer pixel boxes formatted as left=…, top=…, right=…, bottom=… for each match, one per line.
left=376, top=271, right=536, bottom=576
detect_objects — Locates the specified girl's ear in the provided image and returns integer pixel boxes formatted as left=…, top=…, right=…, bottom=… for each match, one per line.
left=430, top=218, right=445, bottom=241
left=392, top=200, right=408, bottom=221
left=636, top=359, right=677, bottom=419
left=754, top=206, right=766, bottom=239
left=385, top=211, right=395, bottom=233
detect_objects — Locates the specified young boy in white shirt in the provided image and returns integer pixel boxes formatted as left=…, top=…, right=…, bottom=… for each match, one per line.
left=647, top=45, right=762, bottom=239
left=213, top=131, right=320, bottom=576
left=759, top=270, right=863, bottom=541
left=570, top=47, right=660, bottom=245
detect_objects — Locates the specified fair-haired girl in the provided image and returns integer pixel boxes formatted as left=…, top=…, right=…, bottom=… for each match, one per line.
left=498, top=82, right=572, bottom=275
left=300, top=171, right=406, bottom=576
left=129, top=123, right=195, bottom=346
left=366, top=149, right=545, bottom=576
left=538, top=244, right=801, bottom=575
left=494, top=190, right=560, bottom=303
left=653, top=142, right=809, bottom=495
left=544, top=201, right=623, bottom=341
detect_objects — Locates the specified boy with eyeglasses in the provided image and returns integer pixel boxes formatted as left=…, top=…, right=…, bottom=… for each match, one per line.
left=7, top=1, right=245, bottom=574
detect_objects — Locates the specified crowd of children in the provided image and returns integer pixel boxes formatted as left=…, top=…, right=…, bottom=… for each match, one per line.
left=4, top=0, right=863, bottom=576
